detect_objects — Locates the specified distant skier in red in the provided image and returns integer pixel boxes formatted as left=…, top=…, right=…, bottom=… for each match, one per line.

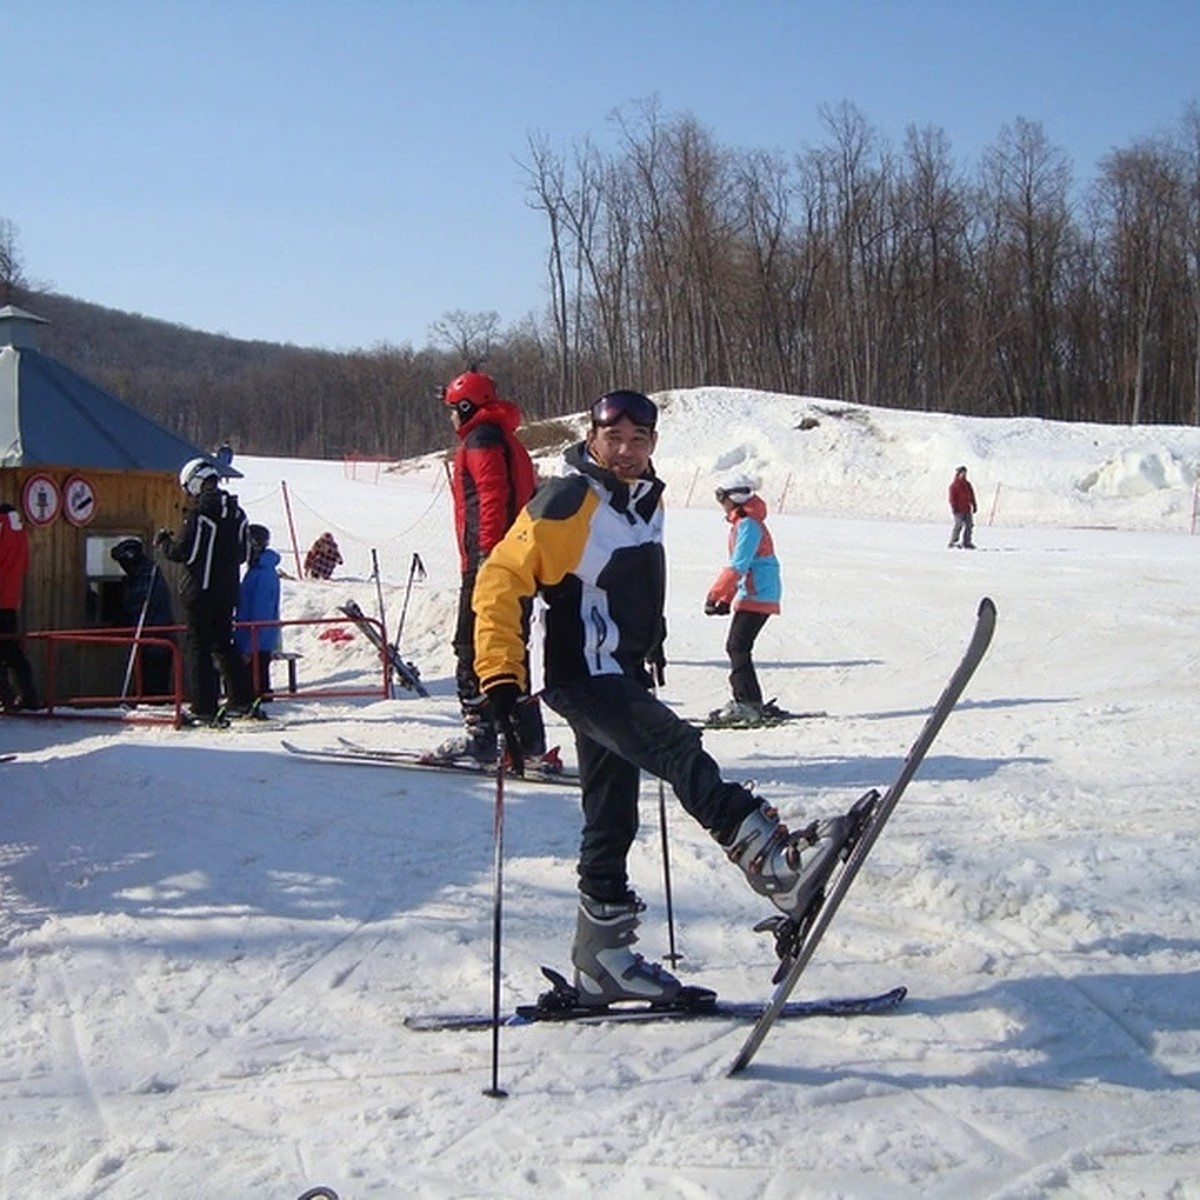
left=948, top=466, right=977, bottom=549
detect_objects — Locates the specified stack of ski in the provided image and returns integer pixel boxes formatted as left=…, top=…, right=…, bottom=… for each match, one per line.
left=339, top=601, right=428, bottom=697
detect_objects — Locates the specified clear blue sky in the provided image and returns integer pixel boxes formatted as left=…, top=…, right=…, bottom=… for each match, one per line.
left=6, top=1, right=1197, bottom=352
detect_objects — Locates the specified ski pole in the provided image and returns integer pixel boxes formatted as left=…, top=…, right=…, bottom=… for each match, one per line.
left=393, top=552, right=426, bottom=654
left=651, top=682, right=681, bottom=964
left=370, top=548, right=393, bottom=699
left=120, top=563, right=159, bottom=703
left=657, top=777, right=681, bottom=965
left=484, top=736, right=509, bottom=1100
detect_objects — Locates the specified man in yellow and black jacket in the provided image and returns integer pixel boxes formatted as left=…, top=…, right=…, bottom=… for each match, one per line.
left=473, top=390, right=854, bottom=1009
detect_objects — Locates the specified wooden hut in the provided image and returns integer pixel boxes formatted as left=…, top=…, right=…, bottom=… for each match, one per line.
left=0, top=304, right=220, bottom=701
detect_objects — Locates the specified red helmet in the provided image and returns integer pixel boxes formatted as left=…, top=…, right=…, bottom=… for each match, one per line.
left=443, top=370, right=498, bottom=417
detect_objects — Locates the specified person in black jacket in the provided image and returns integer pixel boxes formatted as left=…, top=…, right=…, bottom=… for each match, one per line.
left=156, top=458, right=256, bottom=725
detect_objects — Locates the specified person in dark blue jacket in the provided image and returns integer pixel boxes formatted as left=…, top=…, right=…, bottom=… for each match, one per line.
left=235, top=524, right=282, bottom=701
left=111, top=536, right=176, bottom=699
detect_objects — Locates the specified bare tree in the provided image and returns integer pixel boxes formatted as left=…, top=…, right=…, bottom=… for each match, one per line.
left=0, top=218, right=30, bottom=305
left=428, top=309, right=501, bottom=364
left=1178, top=102, right=1200, bottom=425
left=1095, top=139, right=1183, bottom=424
left=977, top=118, right=1075, bottom=418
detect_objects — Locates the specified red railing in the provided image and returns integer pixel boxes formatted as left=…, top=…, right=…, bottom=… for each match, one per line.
left=20, top=614, right=394, bottom=727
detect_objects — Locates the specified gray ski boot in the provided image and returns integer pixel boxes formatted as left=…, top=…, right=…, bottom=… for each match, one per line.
left=571, top=893, right=682, bottom=1007
left=722, top=800, right=851, bottom=919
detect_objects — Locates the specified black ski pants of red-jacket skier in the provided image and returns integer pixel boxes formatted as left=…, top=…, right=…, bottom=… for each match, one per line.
left=543, top=674, right=758, bottom=903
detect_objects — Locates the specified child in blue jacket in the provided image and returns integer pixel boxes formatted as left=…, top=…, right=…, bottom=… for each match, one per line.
left=236, top=525, right=282, bottom=700
left=704, top=473, right=782, bottom=724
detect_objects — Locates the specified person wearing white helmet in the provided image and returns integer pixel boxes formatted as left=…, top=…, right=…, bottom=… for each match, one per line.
left=705, top=472, right=783, bottom=726
left=155, top=458, right=257, bottom=726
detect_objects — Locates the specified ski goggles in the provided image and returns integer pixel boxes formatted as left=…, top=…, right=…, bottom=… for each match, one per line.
left=590, top=390, right=658, bottom=430
left=714, top=486, right=753, bottom=503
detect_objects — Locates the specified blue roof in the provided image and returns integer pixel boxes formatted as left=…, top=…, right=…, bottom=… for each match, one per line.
left=1, top=305, right=214, bottom=472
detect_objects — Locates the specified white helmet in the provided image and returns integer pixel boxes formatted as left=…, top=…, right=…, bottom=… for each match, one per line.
left=715, top=471, right=759, bottom=503
left=179, top=457, right=220, bottom=497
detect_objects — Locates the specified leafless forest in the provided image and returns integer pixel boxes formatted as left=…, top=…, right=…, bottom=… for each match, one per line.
left=5, top=100, right=1199, bottom=459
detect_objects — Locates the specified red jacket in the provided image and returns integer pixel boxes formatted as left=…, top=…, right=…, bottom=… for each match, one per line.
left=949, top=475, right=976, bottom=514
left=451, top=398, right=537, bottom=573
left=0, top=505, right=30, bottom=610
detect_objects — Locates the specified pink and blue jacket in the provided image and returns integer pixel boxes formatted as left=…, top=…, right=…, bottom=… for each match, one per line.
left=706, top=494, right=781, bottom=615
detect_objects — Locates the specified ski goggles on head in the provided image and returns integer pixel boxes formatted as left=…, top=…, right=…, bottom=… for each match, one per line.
left=590, top=390, right=658, bottom=430
left=714, top=486, right=753, bottom=504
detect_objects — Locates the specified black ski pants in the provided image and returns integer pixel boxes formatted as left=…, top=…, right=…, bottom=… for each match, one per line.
left=0, top=608, right=37, bottom=707
left=726, top=609, right=770, bottom=705
left=543, top=674, right=758, bottom=902
left=182, top=593, right=252, bottom=716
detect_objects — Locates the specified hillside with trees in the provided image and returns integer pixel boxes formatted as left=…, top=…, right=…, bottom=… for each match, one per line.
left=4, top=99, right=1198, bottom=458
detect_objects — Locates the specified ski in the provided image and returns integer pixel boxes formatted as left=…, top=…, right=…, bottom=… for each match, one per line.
left=338, top=735, right=575, bottom=782
left=280, top=739, right=578, bottom=786
left=339, top=600, right=429, bottom=697
left=702, top=708, right=829, bottom=730
left=405, top=969, right=906, bottom=1031
left=0, top=753, right=16, bottom=763
left=727, top=596, right=996, bottom=1075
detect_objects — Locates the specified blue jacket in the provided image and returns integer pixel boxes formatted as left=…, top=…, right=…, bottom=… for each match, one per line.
left=236, top=547, right=282, bottom=654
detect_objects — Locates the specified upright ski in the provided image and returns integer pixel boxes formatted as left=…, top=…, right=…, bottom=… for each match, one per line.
left=339, top=600, right=429, bottom=697
left=728, top=596, right=997, bottom=1075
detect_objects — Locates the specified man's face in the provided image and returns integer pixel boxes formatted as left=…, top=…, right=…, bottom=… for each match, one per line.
left=587, top=416, right=657, bottom=481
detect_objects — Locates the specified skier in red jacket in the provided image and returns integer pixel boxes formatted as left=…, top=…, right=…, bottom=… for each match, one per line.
left=948, top=466, right=977, bottom=549
left=0, top=503, right=39, bottom=711
left=436, top=369, right=549, bottom=765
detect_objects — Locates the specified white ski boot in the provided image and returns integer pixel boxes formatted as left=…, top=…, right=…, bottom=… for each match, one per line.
left=723, top=800, right=851, bottom=918
left=571, top=894, right=682, bottom=1007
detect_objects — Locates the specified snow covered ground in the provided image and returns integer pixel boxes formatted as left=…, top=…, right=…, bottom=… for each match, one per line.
left=3, top=389, right=1200, bottom=1199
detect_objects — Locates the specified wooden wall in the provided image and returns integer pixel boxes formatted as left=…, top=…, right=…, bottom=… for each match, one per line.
left=1, top=466, right=190, bottom=700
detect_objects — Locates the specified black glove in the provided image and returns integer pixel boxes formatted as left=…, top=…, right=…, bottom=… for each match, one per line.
left=485, top=681, right=525, bottom=776
left=704, top=598, right=730, bottom=616
left=154, top=528, right=171, bottom=549
left=646, top=646, right=666, bottom=688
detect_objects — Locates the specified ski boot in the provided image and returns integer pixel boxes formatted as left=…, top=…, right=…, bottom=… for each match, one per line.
left=726, top=792, right=879, bottom=970
left=723, top=799, right=851, bottom=919
left=424, top=725, right=498, bottom=765
left=707, top=699, right=765, bottom=727
left=571, top=893, right=687, bottom=1008
left=524, top=746, right=565, bottom=777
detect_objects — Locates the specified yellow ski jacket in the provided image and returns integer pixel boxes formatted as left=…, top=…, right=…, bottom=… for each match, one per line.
left=474, top=443, right=667, bottom=694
